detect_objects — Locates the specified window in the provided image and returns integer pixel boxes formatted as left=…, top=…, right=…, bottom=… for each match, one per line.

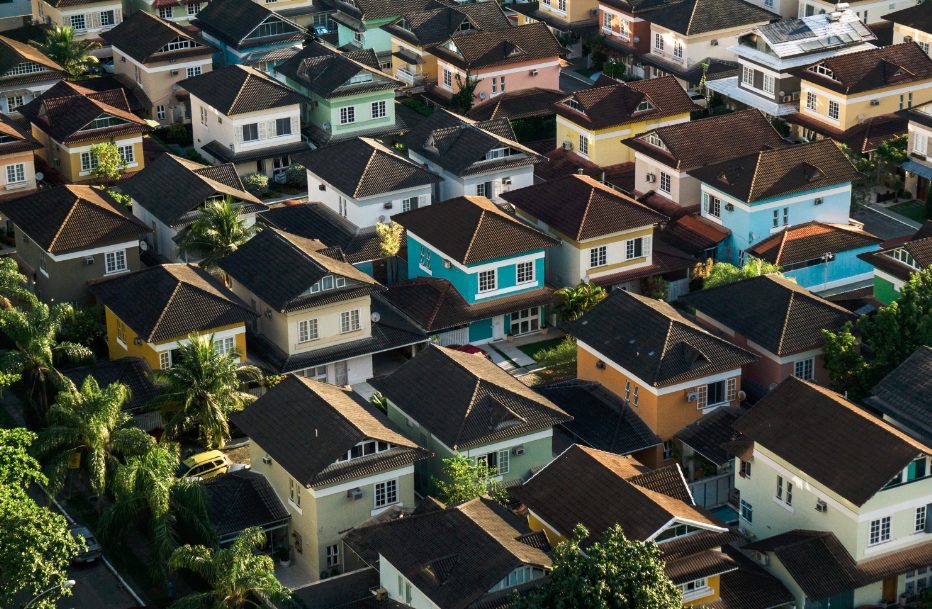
left=289, top=478, right=301, bottom=506
left=828, top=100, right=839, bottom=120
left=499, top=76, right=505, bottom=93
left=478, top=269, right=496, bottom=293
left=200, top=106, right=207, bottom=125
left=511, top=307, right=539, bottom=335
left=340, top=106, right=355, bottom=124
left=188, top=2, right=202, bottom=14
left=740, top=459, right=751, bottom=479
left=915, top=133, right=928, bottom=155
left=917, top=507, right=927, bottom=533
left=707, top=380, right=725, bottom=405
left=80, top=152, right=99, bottom=172
left=794, top=357, right=814, bottom=381
left=341, top=309, right=360, bottom=333
left=765, top=0, right=773, bottom=6
left=644, top=132, right=666, bottom=149
left=659, top=171, right=671, bottom=193
left=247, top=16, right=290, bottom=39
left=625, top=380, right=630, bottom=401
left=5, top=62, right=45, bottom=77
left=6, top=95, right=23, bottom=112
left=159, top=6, right=172, bottom=18
left=636, top=99, right=654, bottom=112
left=100, top=10, right=115, bottom=26
left=578, top=133, right=589, bottom=156
left=776, top=475, right=782, bottom=500
left=118, top=145, right=134, bottom=164
left=105, top=250, right=126, bottom=273
left=242, top=123, right=259, bottom=141
left=810, top=63, right=835, bottom=79
left=5, top=163, right=24, bottom=184
left=625, top=237, right=644, bottom=260
left=443, top=69, right=453, bottom=89
left=806, top=91, right=817, bottom=112
left=742, top=66, right=753, bottom=84
left=773, top=209, right=779, bottom=228
left=326, top=544, right=339, bottom=567
left=890, top=248, right=919, bottom=269
left=371, top=100, right=386, bottom=119
left=164, top=37, right=191, bottom=52
left=603, top=12, right=613, bottom=28
left=590, top=245, right=607, bottom=268
left=702, top=192, right=721, bottom=218
left=516, top=261, right=534, bottom=284
left=673, top=42, right=683, bottom=59
left=763, top=73, right=775, bottom=94
left=677, top=578, right=708, bottom=599
left=214, top=337, right=234, bottom=356
left=655, top=32, right=664, bottom=51
left=419, top=247, right=431, bottom=270
left=155, top=105, right=166, bottom=120
left=662, top=441, right=674, bottom=460
left=870, top=517, right=891, bottom=545
left=70, top=14, right=86, bottom=29
left=273, top=117, right=291, bottom=137
left=298, top=319, right=318, bottom=342
left=159, top=351, right=170, bottom=369
left=922, top=41, right=931, bottom=55
left=633, top=386, right=639, bottom=407
left=740, top=499, right=753, bottom=523
left=786, top=481, right=793, bottom=506
left=374, top=479, right=398, bottom=507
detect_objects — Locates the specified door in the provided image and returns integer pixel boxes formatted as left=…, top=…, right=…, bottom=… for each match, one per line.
left=491, top=315, right=504, bottom=340
left=510, top=308, right=540, bottom=335
left=882, top=576, right=897, bottom=603
left=919, top=176, right=929, bottom=202
left=334, top=360, right=348, bottom=386
left=373, top=259, right=388, bottom=283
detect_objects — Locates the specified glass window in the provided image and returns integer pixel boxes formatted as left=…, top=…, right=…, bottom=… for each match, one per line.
left=497, top=449, right=509, bottom=474
left=5, top=163, right=24, bottom=184
left=659, top=172, right=671, bottom=193
left=159, top=6, right=172, bottom=18
left=159, top=351, right=170, bottom=369
left=105, top=250, right=126, bottom=273
left=187, top=66, right=202, bottom=78
left=100, top=10, right=115, bottom=26
left=340, top=309, right=360, bottom=333
left=242, top=123, right=259, bottom=141
left=375, top=479, right=397, bottom=507
left=655, top=32, right=663, bottom=51
left=918, top=507, right=927, bottom=533
left=828, top=100, right=840, bottom=120
left=742, top=66, right=753, bottom=84
left=806, top=91, right=817, bottom=112
left=371, top=100, right=386, bottom=119
left=275, top=117, right=291, bottom=136
left=870, top=516, right=891, bottom=545
left=118, top=145, right=134, bottom=164
left=403, top=196, right=418, bottom=212
left=420, top=247, right=430, bottom=270
left=70, top=14, right=86, bottom=29
left=443, top=69, right=453, bottom=88
left=80, top=152, right=99, bottom=172
left=590, top=245, right=607, bottom=267
left=214, top=337, right=234, bottom=356
left=298, top=319, right=318, bottom=342
left=633, top=386, right=639, bottom=406
left=625, top=237, right=643, bottom=260
left=188, top=2, right=202, bottom=14
left=794, top=358, right=814, bottom=380
left=776, top=475, right=783, bottom=500
left=707, top=380, right=725, bottom=405
left=740, top=499, right=753, bottom=523
left=340, top=106, right=355, bottom=124
left=786, top=482, right=793, bottom=505
left=625, top=381, right=630, bottom=401
left=6, top=95, right=23, bottom=111
left=763, top=74, right=774, bottom=94
left=662, top=441, right=674, bottom=460
left=326, top=544, right=339, bottom=567
left=478, top=269, right=496, bottom=292
left=579, top=134, right=589, bottom=156
left=516, top=261, right=534, bottom=284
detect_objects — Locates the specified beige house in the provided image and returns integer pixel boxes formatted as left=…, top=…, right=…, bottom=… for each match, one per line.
left=32, top=0, right=123, bottom=40
left=884, top=2, right=932, bottom=51
left=0, top=112, right=42, bottom=207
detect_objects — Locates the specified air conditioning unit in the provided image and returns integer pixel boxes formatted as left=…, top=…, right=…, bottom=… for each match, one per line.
left=530, top=69, right=538, bottom=76
left=513, top=445, right=525, bottom=456
left=347, top=488, right=363, bottom=501
left=646, top=173, right=656, bottom=183
left=170, top=69, right=179, bottom=76
left=590, top=7, right=598, bottom=15
left=792, top=91, right=800, bottom=100
left=753, top=551, right=770, bottom=566
left=686, top=391, right=699, bottom=402
left=84, top=256, right=94, bottom=264
left=782, top=95, right=792, bottom=103
left=502, top=177, right=512, bottom=185
left=383, top=201, right=392, bottom=209
left=814, top=197, right=823, bottom=205
left=318, top=184, right=326, bottom=191
left=905, top=36, right=913, bottom=43
left=262, top=455, right=272, bottom=465
left=816, top=500, right=828, bottom=512
left=323, top=122, right=331, bottom=131
left=595, top=360, right=605, bottom=369
left=710, top=39, right=718, bottom=46
left=725, top=203, right=734, bottom=211
left=562, top=141, right=573, bottom=150
left=374, top=589, right=388, bottom=601
left=20, top=234, right=26, bottom=242
left=133, top=337, right=143, bottom=346
left=871, top=99, right=880, bottom=106
left=442, top=259, right=453, bottom=269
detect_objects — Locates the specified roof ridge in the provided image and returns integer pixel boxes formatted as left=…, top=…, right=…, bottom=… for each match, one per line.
left=425, top=279, right=449, bottom=330
left=46, top=191, right=82, bottom=253
left=355, top=147, right=380, bottom=198
left=227, top=68, right=255, bottom=114
left=453, top=376, right=484, bottom=449
left=653, top=318, right=677, bottom=385
left=461, top=208, right=487, bottom=264
left=147, top=279, right=183, bottom=342
left=773, top=224, right=790, bottom=263
left=685, top=0, right=702, bottom=35
left=775, top=291, right=795, bottom=355
left=575, top=183, right=598, bottom=241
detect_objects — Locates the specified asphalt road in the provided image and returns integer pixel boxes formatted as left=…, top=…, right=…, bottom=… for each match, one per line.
left=62, top=559, right=140, bottom=609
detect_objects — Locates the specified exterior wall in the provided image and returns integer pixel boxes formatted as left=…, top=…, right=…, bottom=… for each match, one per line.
left=633, top=152, right=699, bottom=207
left=434, top=57, right=561, bottom=102
left=289, top=78, right=397, bottom=140
left=381, top=558, right=443, bottom=609
left=648, top=24, right=767, bottom=89
left=408, top=148, right=535, bottom=203
left=555, top=114, right=691, bottom=167
left=799, top=0, right=914, bottom=23
left=112, top=47, right=213, bottom=125
left=737, top=61, right=801, bottom=108
left=0, top=77, right=61, bottom=115
left=31, top=126, right=143, bottom=183
left=304, top=167, right=434, bottom=228
left=31, top=0, right=122, bottom=40
left=514, top=206, right=584, bottom=288
left=893, top=23, right=932, bottom=50
left=131, top=201, right=259, bottom=263
left=337, top=18, right=395, bottom=53
left=782, top=244, right=879, bottom=290
left=0, top=150, right=37, bottom=196
left=743, top=0, right=798, bottom=19
left=391, top=38, right=439, bottom=83
left=131, top=0, right=206, bottom=25
left=800, top=76, right=932, bottom=131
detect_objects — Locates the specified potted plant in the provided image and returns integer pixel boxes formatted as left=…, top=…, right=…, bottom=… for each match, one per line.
left=541, top=322, right=549, bottom=336
left=898, top=593, right=909, bottom=606
left=506, top=331, right=514, bottom=343
left=277, top=545, right=291, bottom=568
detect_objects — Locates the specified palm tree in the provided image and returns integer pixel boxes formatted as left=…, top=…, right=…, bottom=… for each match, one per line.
left=99, top=441, right=215, bottom=582
left=553, top=282, right=606, bottom=322
left=168, top=527, right=299, bottom=609
left=151, top=334, right=262, bottom=449
left=37, top=377, right=155, bottom=504
left=0, top=257, right=36, bottom=308
left=174, top=197, right=260, bottom=282
left=30, top=27, right=100, bottom=77
left=0, top=301, right=94, bottom=422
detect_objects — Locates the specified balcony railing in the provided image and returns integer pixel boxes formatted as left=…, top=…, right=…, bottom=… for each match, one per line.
left=397, top=67, right=429, bottom=85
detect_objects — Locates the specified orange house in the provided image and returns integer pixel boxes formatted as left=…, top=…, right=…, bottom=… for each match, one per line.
left=563, top=290, right=757, bottom=468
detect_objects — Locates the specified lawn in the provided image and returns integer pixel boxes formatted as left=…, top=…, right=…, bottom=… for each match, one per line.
left=890, top=200, right=928, bottom=224
left=517, top=336, right=566, bottom=361
left=574, top=67, right=598, bottom=79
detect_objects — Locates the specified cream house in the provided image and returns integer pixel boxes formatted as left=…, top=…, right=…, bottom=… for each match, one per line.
left=32, top=0, right=123, bottom=40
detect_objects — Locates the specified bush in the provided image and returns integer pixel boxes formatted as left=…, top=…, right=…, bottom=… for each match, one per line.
left=102, top=186, right=131, bottom=207
left=771, top=117, right=791, bottom=137
left=59, top=305, right=106, bottom=348
left=183, top=148, right=210, bottom=166
left=165, top=122, right=190, bottom=144
left=401, top=99, right=433, bottom=117
left=241, top=172, right=269, bottom=197
left=284, top=164, right=307, bottom=187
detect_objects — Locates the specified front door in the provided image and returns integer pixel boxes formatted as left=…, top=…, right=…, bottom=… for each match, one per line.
left=919, top=176, right=929, bottom=202
left=511, top=307, right=540, bottom=336
left=492, top=315, right=504, bottom=340
left=334, top=360, right=348, bottom=386
left=882, top=576, right=897, bottom=603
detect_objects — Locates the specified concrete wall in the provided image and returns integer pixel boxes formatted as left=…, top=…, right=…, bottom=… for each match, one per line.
left=556, top=113, right=691, bottom=167
left=31, top=0, right=122, bottom=40
left=632, top=153, right=699, bottom=207
left=408, top=148, right=534, bottom=203
left=782, top=244, right=879, bottom=291
left=304, top=167, right=434, bottom=228
left=306, top=87, right=397, bottom=140
left=32, top=127, right=143, bottom=183
left=0, top=150, right=37, bottom=196
left=649, top=23, right=768, bottom=90
left=434, top=57, right=561, bottom=103
left=131, top=0, right=205, bottom=25
left=112, top=46, right=212, bottom=125
left=801, top=75, right=932, bottom=131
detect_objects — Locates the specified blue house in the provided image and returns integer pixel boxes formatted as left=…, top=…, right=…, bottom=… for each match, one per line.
left=381, top=196, right=561, bottom=345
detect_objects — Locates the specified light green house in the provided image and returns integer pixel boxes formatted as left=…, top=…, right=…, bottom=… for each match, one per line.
left=858, top=221, right=931, bottom=305
left=231, top=374, right=431, bottom=577
left=370, top=344, right=572, bottom=497
left=733, top=376, right=932, bottom=608
left=275, top=40, right=405, bottom=148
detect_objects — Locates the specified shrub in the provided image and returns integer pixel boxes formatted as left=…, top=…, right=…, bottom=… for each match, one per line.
left=241, top=172, right=269, bottom=197
left=165, top=122, right=189, bottom=144
left=284, top=164, right=307, bottom=187
left=58, top=305, right=106, bottom=348
left=184, top=148, right=210, bottom=166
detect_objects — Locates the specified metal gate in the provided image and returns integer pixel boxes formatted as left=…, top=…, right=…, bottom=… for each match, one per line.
left=667, top=278, right=691, bottom=302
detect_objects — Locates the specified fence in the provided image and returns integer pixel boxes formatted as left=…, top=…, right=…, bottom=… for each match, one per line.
left=667, top=278, right=691, bottom=302
left=688, top=472, right=733, bottom=508
left=431, top=326, right=469, bottom=347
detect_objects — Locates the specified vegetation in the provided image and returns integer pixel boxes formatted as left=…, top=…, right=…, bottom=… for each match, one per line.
left=284, top=164, right=307, bottom=187
left=174, top=197, right=261, bottom=278
left=450, top=70, right=483, bottom=114
left=401, top=98, right=434, bottom=117
left=602, top=57, right=626, bottom=80
left=553, top=282, right=606, bottom=322
left=771, top=117, right=791, bottom=137
left=151, top=334, right=262, bottom=449
left=841, top=136, right=908, bottom=213
left=241, top=173, right=269, bottom=197
left=641, top=276, right=670, bottom=301
left=532, top=336, right=577, bottom=377
left=89, top=142, right=128, bottom=185
left=512, top=524, right=682, bottom=609
left=702, top=259, right=790, bottom=289
left=57, top=304, right=106, bottom=349
left=30, top=26, right=100, bottom=76
left=183, top=148, right=211, bottom=166
left=433, top=455, right=509, bottom=506
left=375, top=221, right=404, bottom=283
left=510, top=115, right=556, bottom=144
left=369, top=391, right=388, bottom=414
left=0, top=257, right=37, bottom=307
left=168, top=526, right=300, bottom=609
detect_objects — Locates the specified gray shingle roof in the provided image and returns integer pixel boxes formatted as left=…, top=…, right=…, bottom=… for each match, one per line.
left=62, top=357, right=158, bottom=413
left=277, top=41, right=401, bottom=99
left=674, top=406, right=744, bottom=466
left=868, top=346, right=932, bottom=440
left=427, top=22, right=564, bottom=70
left=381, top=1, right=512, bottom=48
left=646, top=0, right=778, bottom=36
left=370, top=344, right=571, bottom=450
left=202, top=470, right=290, bottom=539
left=178, top=64, right=309, bottom=116
left=101, top=11, right=216, bottom=64
left=195, top=0, right=308, bottom=49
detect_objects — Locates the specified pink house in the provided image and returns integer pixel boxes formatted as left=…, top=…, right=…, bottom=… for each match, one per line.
left=427, top=22, right=564, bottom=104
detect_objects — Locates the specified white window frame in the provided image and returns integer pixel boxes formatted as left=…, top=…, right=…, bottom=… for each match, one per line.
left=443, top=69, right=453, bottom=89
left=917, top=506, right=927, bottom=533
left=654, top=32, right=664, bottom=51
left=794, top=357, right=814, bottom=381
left=104, top=249, right=127, bottom=274
left=869, top=516, right=891, bottom=545
left=578, top=133, right=589, bottom=156
left=374, top=479, right=398, bottom=508
left=70, top=14, right=86, bottom=30
left=159, top=350, right=170, bottom=369
left=915, top=133, right=928, bottom=155
left=6, top=95, right=23, bottom=111
left=806, top=91, right=817, bottom=112
left=187, top=66, right=202, bottom=78
left=659, top=171, right=671, bottom=194
left=5, top=163, right=25, bottom=184
left=590, top=245, right=607, bottom=268
left=214, top=336, right=235, bottom=357
left=662, top=441, right=674, bottom=460
left=340, top=309, right=361, bottom=333
left=156, top=105, right=166, bottom=120
left=158, top=6, right=172, bottom=18
left=478, top=269, right=497, bottom=293
left=340, top=106, right=355, bottom=124
left=742, top=66, right=753, bottom=84
left=118, top=145, right=134, bottom=164
left=298, top=318, right=318, bottom=342
left=740, top=499, right=753, bottom=523
left=828, top=100, right=840, bottom=120
left=187, top=2, right=202, bottom=14
left=516, top=261, right=534, bottom=284
left=371, top=100, right=386, bottom=119
left=326, top=544, right=339, bottom=567
left=763, top=73, right=775, bottom=94
left=625, top=237, right=643, bottom=260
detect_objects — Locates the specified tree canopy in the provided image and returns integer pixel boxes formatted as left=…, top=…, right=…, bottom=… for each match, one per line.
left=702, top=259, right=790, bottom=289
left=433, top=456, right=508, bottom=506
left=553, top=282, right=606, bottom=322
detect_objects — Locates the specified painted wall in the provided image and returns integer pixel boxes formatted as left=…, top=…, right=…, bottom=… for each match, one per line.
left=782, top=244, right=879, bottom=290
left=31, top=0, right=122, bottom=40
left=290, top=77, right=397, bottom=139
left=131, top=201, right=259, bottom=263
left=408, top=148, right=534, bottom=203
left=112, top=46, right=212, bottom=125
left=800, top=0, right=914, bottom=24
left=337, top=18, right=395, bottom=53
left=131, top=0, right=205, bottom=25
left=873, top=270, right=904, bottom=304
left=391, top=38, right=439, bottom=82
left=800, top=76, right=932, bottom=131
left=893, top=23, right=932, bottom=50
left=633, top=152, right=701, bottom=206
left=31, top=127, right=143, bottom=183
left=304, top=167, right=434, bottom=227
left=0, top=150, right=37, bottom=195
left=0, top=77, right=61, bottom=115
left=434, top=57, right=561, bottom=102
left=556, top=114, right=691, bottom=167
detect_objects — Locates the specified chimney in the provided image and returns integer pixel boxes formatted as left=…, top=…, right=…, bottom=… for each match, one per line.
left=577, top=167, right=584, bottom=174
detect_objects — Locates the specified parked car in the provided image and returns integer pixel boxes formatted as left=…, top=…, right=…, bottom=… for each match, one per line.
left=68, top=525, right=102, bottom=564
left=445, top=344, right=493, bottom=362
left=177, top=450, right=228, bottom=480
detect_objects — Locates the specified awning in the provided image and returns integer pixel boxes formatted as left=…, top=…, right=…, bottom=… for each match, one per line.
left=392, top=48, right=424, bottom=65
left=903, top=159, right=932, bottom=180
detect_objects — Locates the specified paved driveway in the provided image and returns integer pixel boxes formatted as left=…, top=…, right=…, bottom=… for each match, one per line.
left=64, top=560, right=140, bottom=609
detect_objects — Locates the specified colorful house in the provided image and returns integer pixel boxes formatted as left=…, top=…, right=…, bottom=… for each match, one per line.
left=858, top=221, right=932, bottom=304
left=127, top=0, right=206, bottom=25
left=31, top=0, right=124, bottom=41
left=0, top=112, right=42, bottom=204
left=0, top=35, right=68, bottom=116
left=89, top=263, right=258, bottom=369
left=884, top=1, right=932, bottom=50
left=384, top=195, right=561, bottom=344
left=800, top=0, right=914, bottom=25
left=326, top=0, right=438, bottom=57
left=511, top=0, right=598, bottom=60
left=899, top=99, right=932, bottom=200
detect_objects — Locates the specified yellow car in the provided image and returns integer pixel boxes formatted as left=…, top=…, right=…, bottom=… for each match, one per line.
left=177, top=450, right=228, bottom=480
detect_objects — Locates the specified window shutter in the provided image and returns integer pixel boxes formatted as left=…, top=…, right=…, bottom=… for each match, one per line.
left=291, top=115, right=298, bottom=135
left=235, top=126, right=243, bottom=144
left=926, top=505, right=932, bottom=533
left=697, top=384, right=707, bottom=409
left=267, top=120, right=275, bottom=137
left=642, top=235, right=652, bottom=256
left=90, top=11, right=100, bottom=28
left=114, top=7, right=121, bottom=22
left=702, top=192, right=709, bottom=213
left=258, top=122, right=267, bottom=139
left=726, top=378, right=737, bottom=402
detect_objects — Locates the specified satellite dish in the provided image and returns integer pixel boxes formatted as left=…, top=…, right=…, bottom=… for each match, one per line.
left=322, top=122, right=331, bottom=131
left=857, top=113, right=865, bottom=120
left=139, top=240, right=149, bottom=251
left=371, top=311, right=381, bottom=323
left=34, top=172, right=43, bottom=181
left=633, top=36, right=640, bottom=43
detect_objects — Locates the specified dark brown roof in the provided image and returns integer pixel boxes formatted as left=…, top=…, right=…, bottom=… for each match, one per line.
left=512, top=445, right=726, bottom=549
left=0, top=185, right=150, bottom=254
left=621, top=109, right=790, bottom=172
left=564, top=289, right=758, bottom=387
left=674, top=406, right=744, bottom=467
left=686, top=139, right=863, bottom=203
left=202, top=469, right=290, bottom=539
left=369, top=344, right=571, bottom=450
left=659, top=213, right=731, bottom=256
left=276, top=41, right=401, bottom=100
left=88, top=264, right=258, bottom=343
left=868, top=346, right=932, bottom=440
left=552, top=76, right=700, bottom=132
left=0, top=112, right=42, bottom=156
left=194, top=0, right=308, bottom=49
left=748, top=221, right=883, bottom=265
left=0, top=35, right=67, bottom=87
left=101, top=11, right=216, bottom=64
left=703, top=546, right=796, bottom=609
left=733, top=376, right=932, bottom=507
left=681, top=274, right=861, bottom=356
left=427, top=22, right=564, bottom=71
left=381, top=1, right=512, bottom=48
left=178, top=65, right=308, bottom=116
left=501, top=175, right=667, bottom=241
left=857, top=220, right=932, bottom=282
left=645, top=0, right=778, bottom=36
left=588, top=240, right=698, bottom=288
left=883, top=2, right=932, bottom=33
left=467, top=88, right=566, bottom=122
left=797, top=43, right=932, bottom=95
left=531, top=150, right=637, bottom=193
left=231, top=374, right=430, bottom=487
left=62, top=357, right=158, bottom=413
left=786, top=112, right=909, bottom=155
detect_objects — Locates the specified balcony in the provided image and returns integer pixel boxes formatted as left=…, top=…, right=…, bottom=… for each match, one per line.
left=397, top=67, right=429, bottom=85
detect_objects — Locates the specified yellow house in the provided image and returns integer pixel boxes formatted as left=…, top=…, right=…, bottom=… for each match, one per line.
left=552, top=75, right=699, bottom=168
left=512, top=445, right=794, bottom=607
left=18, top=80, right=150, bottom=183
left=88, top=264, right=258, bottom=370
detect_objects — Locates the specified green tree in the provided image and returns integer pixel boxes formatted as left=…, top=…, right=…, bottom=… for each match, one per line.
left=703, top=259, right=790, bottom=289
left=174, top=197, right=260, bottom=280
left=450, top=70, right=483, bottom=114
left=534, top=336, right=577, bottom=377
left=168, top=527, right=299, bottom=609
left=553, top=282, right=606, bottom=322
left=926, top=183, right=932, bottom=221
left=0, top=257, right=36, bottom=307
left=0, top=301, right=94, bottom=422
left=29, top=26, right=100, bottom=77
left=602, top=57, right=626, bottom=80
left=89, top=142, right=128, bottom=186
left=375, top=221, right=404, bottom=283
left=433, top=455, right=508, bottom=506
left=99, top=441, right=215, bottom=582
left=0, top=428, right=43, bottom=487
left=821, top=322, right=871, bottom=401
left=512, top=524, right=682, bottom=609
left=37, top=377, right=155, bottom=505
left=151, top=334, right=262, bottom=449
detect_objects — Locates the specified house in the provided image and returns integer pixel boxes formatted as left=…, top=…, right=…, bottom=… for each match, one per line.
left=193, top=0, right=309, bottom=71
left=685, top=138, right=864, bottom=268
left=784, top=43, right=932, bottom=148
left=426, top=23, right=565, bottom=104
left=397, top=109, right=546, bottom=203
left=381, top=1, right=512, bottom=89
left=681, top=273, right=861, bottom=391
left=385, top=195, right=561, bottom=344
left=127, top=0, right=208, bottom=25
left=0, top=185, right=151, bottom=306
left=0, top=112, right=42, bottom=204
left=511, top=445, right=795, bottom=608
left=867, top=346, right=932, bottom=444
left=899, top=99, right=932, bottom=200
left=552, top=76, right=699, bottom=168
left=88, top=263, right=258, bottom=369
left=370, top=344, right=572, bottom=495
left=674, top=406, right=744, bottom=489
left=0, top=35, right=68, bottom=116
left=466, top=87, right=567, bottom=122
left=201, top=469, right=291, bottom=547
left=636, top=0, right=779, bottom=91
left=119, top=153, right=267, bottom=263
left=276, top=42, right=405, bottom=148
left=732, top=376, right=932, bottom=607
left=562, top=289, right=758, bottom=468
left=18, top=80, right=150, bottom=183
left=621, top=109, right=791, bottom=209
left=181, top=64, right=310, bottom=178
left=511, top=0, right=598, bottom=60
left=231, top=373, right=432, bottom=575
left=342, top=495, right=552, bottom=609
left=215, top=227, right=426, bottom=384
left=31, top=0, right=124, bottom=41
left=62, top=357, right=161, bottom=431
left=502, top=174, right=699, bottom=297
left=296, top=137, right=442, bottom=228
left=100, top=11, right=216, bottom=126
left=745, top=221, right=883, bottom=291
left=706, top=11, right=877, bottom=118
left=884, top=2, right=932, bottom=50
left=325, top=0, right=442, bottom=57
left=857, top=221, right=932, bottom=304
left=801, top=0, right=914, bottom=25
left=596, top=0, right=669, bottom=73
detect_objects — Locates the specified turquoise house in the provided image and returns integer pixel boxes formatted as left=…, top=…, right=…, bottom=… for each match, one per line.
left=381, top=196, right=560, bottom=345
left=328, top=0, right=441, bottom=55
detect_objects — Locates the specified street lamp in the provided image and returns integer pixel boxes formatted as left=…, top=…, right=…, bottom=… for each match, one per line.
left=24, top=580, right=76, bottom=608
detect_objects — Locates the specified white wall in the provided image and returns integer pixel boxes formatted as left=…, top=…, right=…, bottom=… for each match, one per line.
left=305, top=168, right=435, bottom=227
